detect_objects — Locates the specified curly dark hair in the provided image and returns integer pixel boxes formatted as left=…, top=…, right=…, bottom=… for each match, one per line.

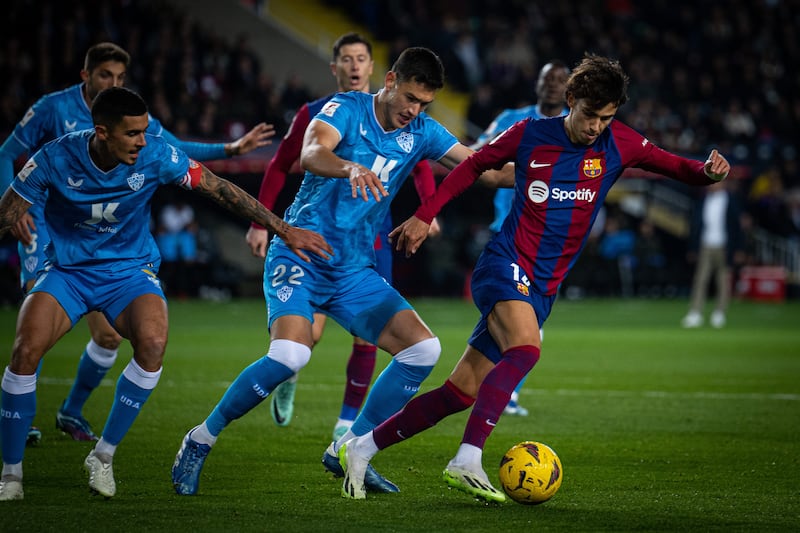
left=566, top=53, right=629, bottom=110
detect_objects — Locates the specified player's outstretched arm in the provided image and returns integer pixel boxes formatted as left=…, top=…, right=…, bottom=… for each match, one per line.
left=388, top=216, right=431, bottom=257
left=225, top=122, right=276, bottom=157
left=193, top=164, right=332, bottom=262
left=0, top=187, right=32, bottom=240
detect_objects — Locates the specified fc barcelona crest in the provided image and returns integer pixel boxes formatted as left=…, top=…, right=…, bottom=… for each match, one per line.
left=127, top=172, right=145, bottom=191
left=396, top=132, right=414, bottom=153
left=583, top=158, right=603, bottom=178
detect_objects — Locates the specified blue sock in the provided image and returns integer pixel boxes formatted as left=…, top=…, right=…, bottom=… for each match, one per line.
left=101, top=373, right=154, bottom=446
left=339, top=404, right=359, bottom=421
left=62, top=351, right=109, bottom=416
left=1, top=384, right=36, bottom=465
left=350, top=359, right=433, bottom=436
left=205, top=356, right=294, bottom=436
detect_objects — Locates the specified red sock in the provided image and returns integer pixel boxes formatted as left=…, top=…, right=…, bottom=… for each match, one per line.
left=373, top=379, right=474, bottom=450
left=462, top=345, right=540, bottom=449
left=341, top=344, right=377, bottom=415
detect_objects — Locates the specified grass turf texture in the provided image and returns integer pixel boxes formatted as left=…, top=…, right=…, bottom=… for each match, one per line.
left=1, top=297, right=798, bottom=531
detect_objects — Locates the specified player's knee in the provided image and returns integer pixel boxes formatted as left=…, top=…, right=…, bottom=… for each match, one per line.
left=267, top=339, right=312, bottom=373
left=92, top=330, right=123, bottom=350
left=86, top=339, right=118, bottom=368
left=393, top=336, right=441, bottom=367
left=131, top=332, right=167, bottom=368
left=10, top=343, right=44, bottom=375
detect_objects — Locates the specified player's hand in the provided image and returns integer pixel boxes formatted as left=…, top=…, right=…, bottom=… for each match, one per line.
left=228, top=122, right=276, bottom=156
left=347, top=164, right=388, bottom=202
left=282, top=227, right=333, bottom=263
left=245, top=227, right=269, bottom=258
left=10, top=212, right=35, bottom=246
left=388, top=216, right=431, bottom=257
left=704, top=149, right=730, bottom=182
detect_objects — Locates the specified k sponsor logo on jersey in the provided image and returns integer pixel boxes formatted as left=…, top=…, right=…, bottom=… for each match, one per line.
left=396, top=131, right=414, bottom=153
left=127, top=172, right=145, bottom=191
left=583, top=158, right=603, bottom=178
left=320, top=101, right=340, bottom=117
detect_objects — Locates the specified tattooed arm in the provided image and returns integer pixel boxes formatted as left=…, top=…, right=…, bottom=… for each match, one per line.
left=191, top=164, right=333, bottom=262
left=0, top=187, right=32, bottom=239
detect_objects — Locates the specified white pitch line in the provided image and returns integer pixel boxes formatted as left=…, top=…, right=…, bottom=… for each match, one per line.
left=36, top=377, right=800, bottom=401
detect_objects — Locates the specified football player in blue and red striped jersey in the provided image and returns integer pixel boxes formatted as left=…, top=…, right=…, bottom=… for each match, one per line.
left=340, top=53, right=730, bottom=503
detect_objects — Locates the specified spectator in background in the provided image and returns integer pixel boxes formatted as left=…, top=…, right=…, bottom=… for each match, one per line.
left=682, top=179, right=744, bottom=329
left=597, top=212, right=637, bottom=297
left=632, top=219, right=668, bottom=297
left=156, top=198, right=200, bottom=298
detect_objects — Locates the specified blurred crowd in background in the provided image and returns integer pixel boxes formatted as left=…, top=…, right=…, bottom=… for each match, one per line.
left=1, top=0, right=798, bottom=303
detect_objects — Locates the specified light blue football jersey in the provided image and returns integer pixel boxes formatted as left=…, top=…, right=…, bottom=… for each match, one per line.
left=11, top=83, right=168, bottom=152
left=278, top=91, right=458, bottom=271
left=11, top=130, right=192, bottom=271
left=5, top=82, right=226, bottom=285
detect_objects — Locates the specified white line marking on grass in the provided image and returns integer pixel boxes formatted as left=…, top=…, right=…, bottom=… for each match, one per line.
left=37, top=377, right=800, bottom=401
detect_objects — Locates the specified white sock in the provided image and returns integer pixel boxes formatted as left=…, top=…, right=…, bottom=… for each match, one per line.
left=451, top=443, right=482, bottom=467
left=94, top=438, right=117, bottom=461
left=191, top=422, right=217, bottom=446
left=2, top=462, right=22, bottom=480
left=352, top=432, right=379, bottom=461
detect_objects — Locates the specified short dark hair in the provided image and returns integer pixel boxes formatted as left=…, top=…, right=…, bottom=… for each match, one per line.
left=91, top=87, right=148, bottom=128
left=391, top=47, right=445, bottom=90
left=333, top=32, right=372, bottom=61
left=84, top=42, right=130, bottom=72
left=566, top=53, right=629, bottom=109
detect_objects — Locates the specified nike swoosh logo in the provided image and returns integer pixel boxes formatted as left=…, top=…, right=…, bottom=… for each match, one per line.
left=349, top=379, right=368, bottom=388
left=530, top=160, right=551, bottom=169
left=359, top=123, right=367, bottom=136
left=485, top=419, right=497, bottom=427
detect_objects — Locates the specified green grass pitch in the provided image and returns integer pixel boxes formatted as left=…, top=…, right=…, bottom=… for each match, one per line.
left=1, top=297, right=798, bottom=531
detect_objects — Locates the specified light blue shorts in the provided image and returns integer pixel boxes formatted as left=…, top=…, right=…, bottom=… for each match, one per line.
left=467, top=249, right=556, bottom=363
left=264, top=247, right=411, bottom=345
left=30, top=263, right=165, bottom=328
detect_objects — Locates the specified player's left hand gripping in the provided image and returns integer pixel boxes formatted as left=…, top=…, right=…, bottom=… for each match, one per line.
left=388, top=216, right=430, bottom=257
left=348, top=165, right=388, bottom=202
left=704, top=149, right=730, bottom=182
left=283, top=227, right=333, bottom=262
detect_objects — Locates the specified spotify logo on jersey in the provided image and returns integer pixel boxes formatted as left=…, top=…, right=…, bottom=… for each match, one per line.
left=527, top=180, right=549, bottom=203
